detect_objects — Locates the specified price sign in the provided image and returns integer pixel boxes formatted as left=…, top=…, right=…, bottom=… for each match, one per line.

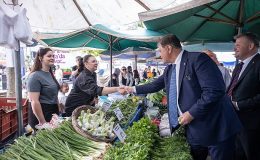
left=113, top=124, right=126, bottom=142
left=102, top=101, right=112, bottom=112
left=113, top=107, right=124, bottom=121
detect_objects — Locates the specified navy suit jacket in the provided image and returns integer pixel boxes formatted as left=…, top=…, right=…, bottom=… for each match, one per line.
left=136, top=50, right=241, bottom=146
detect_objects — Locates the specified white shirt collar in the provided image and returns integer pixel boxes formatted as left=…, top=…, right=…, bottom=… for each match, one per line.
left=173, top=49, right=184, bottom=65
left=241, top=52, right=258, bottom=65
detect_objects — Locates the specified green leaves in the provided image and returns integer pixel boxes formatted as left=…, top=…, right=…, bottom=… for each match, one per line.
left=104, top=118, right=158, bottom=160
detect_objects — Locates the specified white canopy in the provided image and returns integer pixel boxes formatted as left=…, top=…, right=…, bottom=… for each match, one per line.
left=3, top=0, right=193, bottom=33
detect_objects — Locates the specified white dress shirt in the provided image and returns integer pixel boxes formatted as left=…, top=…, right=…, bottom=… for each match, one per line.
left=234, top=52, right=258, bottom=110
left=173, top=49, right=184, bottom=115
left=134, top=49, right=184, bottom=115
left=239, top=52, right=259, bottom=78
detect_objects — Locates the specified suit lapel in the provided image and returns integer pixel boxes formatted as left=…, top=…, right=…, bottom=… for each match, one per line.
left=236, top=54, right=259, bottom=86
left=179, top=51, right=188, bottom=91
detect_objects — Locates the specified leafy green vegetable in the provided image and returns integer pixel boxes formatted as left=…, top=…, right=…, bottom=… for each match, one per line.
left=104, top=118, right=158, bottom=160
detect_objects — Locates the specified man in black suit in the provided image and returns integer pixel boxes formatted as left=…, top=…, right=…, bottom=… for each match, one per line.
left=227, top=32, right=260, bottom=160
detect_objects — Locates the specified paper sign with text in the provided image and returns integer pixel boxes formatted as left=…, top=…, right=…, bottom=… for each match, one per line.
left=113, top=107, right=124, bottom=121
left=113, top=123, right=126, bottom=142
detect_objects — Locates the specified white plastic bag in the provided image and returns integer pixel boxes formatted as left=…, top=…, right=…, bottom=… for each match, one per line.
left=13, top=6, right=33, bottom=44
left=159, top=113, right=171, bottom=137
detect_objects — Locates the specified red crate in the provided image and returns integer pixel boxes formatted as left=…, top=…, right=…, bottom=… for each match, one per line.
left=0, top=98, right=28, bottom=141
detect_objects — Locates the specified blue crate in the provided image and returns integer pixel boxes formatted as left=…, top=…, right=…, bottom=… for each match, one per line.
left=113, top=105, right=144, bottom=143
left=127, top=105, right=143, bottom=127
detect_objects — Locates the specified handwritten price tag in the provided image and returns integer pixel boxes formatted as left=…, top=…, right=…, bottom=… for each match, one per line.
left=113, top=107, right=124, bottom=121
left=102, top=101, right=112, bottom=112
left=113, top=124, right=126, bottom=142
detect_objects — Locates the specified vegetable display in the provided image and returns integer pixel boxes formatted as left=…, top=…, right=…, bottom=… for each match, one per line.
left=146, top=90, right=166, bottom=104
left=104, top=118, right=158, bottom=160
left=0, top=121, right=108, bottom=160
left=152, top=127, right=192, bottom=160
left=77, top=109, right=115, bottom=138
left=106, top=96, right=139, bottom=127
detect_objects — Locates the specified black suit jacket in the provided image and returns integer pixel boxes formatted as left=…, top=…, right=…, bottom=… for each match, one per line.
left=230, top=53, right=260, bottom=130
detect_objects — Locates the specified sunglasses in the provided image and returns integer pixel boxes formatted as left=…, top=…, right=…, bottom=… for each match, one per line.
left=122, top=68, right=126, bottom=70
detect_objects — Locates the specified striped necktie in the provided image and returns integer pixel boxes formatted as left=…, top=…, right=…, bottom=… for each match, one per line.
left=227, top=62, right=244, bottom=96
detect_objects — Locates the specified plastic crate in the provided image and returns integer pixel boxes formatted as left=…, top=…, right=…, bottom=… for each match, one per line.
left=0, top=98, right=28, bottom=141
left=127, top=105, right=144, bottom=127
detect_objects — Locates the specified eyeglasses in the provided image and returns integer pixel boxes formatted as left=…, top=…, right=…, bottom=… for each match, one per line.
left=122, top=68, right=126, bottom=70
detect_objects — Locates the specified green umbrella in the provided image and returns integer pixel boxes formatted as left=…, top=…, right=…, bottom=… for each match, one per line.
left=39, top=24, right=164, bottom=86
left=40, top=24, right=162, bottom=50
left=139, top=0, right=260, bottom=43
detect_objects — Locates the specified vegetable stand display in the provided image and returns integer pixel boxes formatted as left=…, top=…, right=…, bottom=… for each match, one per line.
left=0, top=95, right=192, bottom=159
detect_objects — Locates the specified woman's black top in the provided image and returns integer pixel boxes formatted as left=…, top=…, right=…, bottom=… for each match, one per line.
left=65, top=68, right=103, bottom=116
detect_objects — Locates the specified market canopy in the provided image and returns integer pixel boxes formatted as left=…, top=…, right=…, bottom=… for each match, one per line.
left=39, top=24, right=164, bottom=50
left=139, top=0, right=260, bottom=43
left=14, top=0, right=192, bottom=33
left=183, top=42, right=234, bottom=52
left=99, top=47, right=156, bottom=66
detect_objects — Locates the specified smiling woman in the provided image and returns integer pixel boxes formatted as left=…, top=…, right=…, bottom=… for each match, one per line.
left=27, top=48, right=60, bottom=129
left=65, top=54, right=126, bottom=116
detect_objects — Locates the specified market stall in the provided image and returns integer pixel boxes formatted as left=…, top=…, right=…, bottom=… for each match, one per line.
left=0, top=94, right=192, bottom=160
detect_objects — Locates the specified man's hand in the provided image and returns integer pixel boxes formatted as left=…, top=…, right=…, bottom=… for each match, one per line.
left=124, top=86, right=134, bottom=94
left=117, top=86, right=127, bottom=95
left=178, top=111, right=194, bottom=126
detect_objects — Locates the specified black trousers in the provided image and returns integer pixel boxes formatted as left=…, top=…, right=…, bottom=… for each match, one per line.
left=235, top=128, right=260, bottom=160
left=28, top=103, right=59, bottom=129
left=190, top=135, right=236, bottom=160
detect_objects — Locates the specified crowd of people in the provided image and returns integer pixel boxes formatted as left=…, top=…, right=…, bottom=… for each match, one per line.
left=26, top=32, right=259, bottom=160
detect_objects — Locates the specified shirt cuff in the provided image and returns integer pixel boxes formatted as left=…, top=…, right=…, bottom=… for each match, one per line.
left=235, top=102, right=239, bottom=111
left=133, top=86, right=137, bottom=93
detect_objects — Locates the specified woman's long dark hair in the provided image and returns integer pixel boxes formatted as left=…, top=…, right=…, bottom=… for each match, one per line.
left=31, top=48, right=60, bottom=89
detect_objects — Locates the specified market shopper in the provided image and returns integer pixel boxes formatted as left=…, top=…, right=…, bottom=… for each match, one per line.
left=58, top=82, right=69, bottom=116
left=65, top=55, right=125, bottom=116
left=126, top=66, right=134, bottom=86
left=119, top=66, right=127, bottom=86
left=70, top=56, right=84, bottom=83
left=124, top=35, right=241, bottom=160
left=227, top=33, right=260, bottom=160
left=133, top=69, right=140, bottom=85
left=27, top=48, right=60, bottom=129
left=204, top=49, right=231, bottom=89
left=55, top=65, right=63, bottom=83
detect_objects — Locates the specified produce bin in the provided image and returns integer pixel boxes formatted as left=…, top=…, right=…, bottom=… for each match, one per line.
left=127, top=105, right=144, bottom=127
left=0, top=98, right=28, bottom=141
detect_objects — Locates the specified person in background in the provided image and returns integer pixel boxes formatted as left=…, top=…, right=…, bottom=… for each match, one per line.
left=65, top=55, right=125, bottom=116
left=108, top=73, right=119, bottom=87
left=70, top=56, right=84, bottom=83
left=126, top=66, right=134, bottom=86
left=142, top=68, right=148, bottom=80
left=27, top=48, right=60, bottom=129
left=58, top=82, right=69, bottom=117
left=124, top=35, right=241, bottom=160
left=133, top=69, right=140, bottom=85
left=119, top=66, right=127, bottom=86
left=204, top=49, right=231, bottom=89
left=227, top=32, right=260, bottom=160
left=152, top=68, right=157, bottom=77
left=147, top=66, right=153, bottom=78
left=55, top=65, right=63, bottom=83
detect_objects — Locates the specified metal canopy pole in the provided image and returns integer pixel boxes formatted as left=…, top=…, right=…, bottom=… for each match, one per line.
left=109, top=35, right=113, bottom=87
left=14, top=41, right=23, bottom=136
left=11, top=0, right=23, bottom=137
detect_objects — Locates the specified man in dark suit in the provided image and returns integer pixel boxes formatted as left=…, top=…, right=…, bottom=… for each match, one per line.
left=125, top=35, right=241, bottom=160
left=227, top=33, right=260, bottom=160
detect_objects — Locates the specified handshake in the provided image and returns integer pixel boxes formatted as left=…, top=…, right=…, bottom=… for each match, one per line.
left=117, top=86, right=135, bottom=95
